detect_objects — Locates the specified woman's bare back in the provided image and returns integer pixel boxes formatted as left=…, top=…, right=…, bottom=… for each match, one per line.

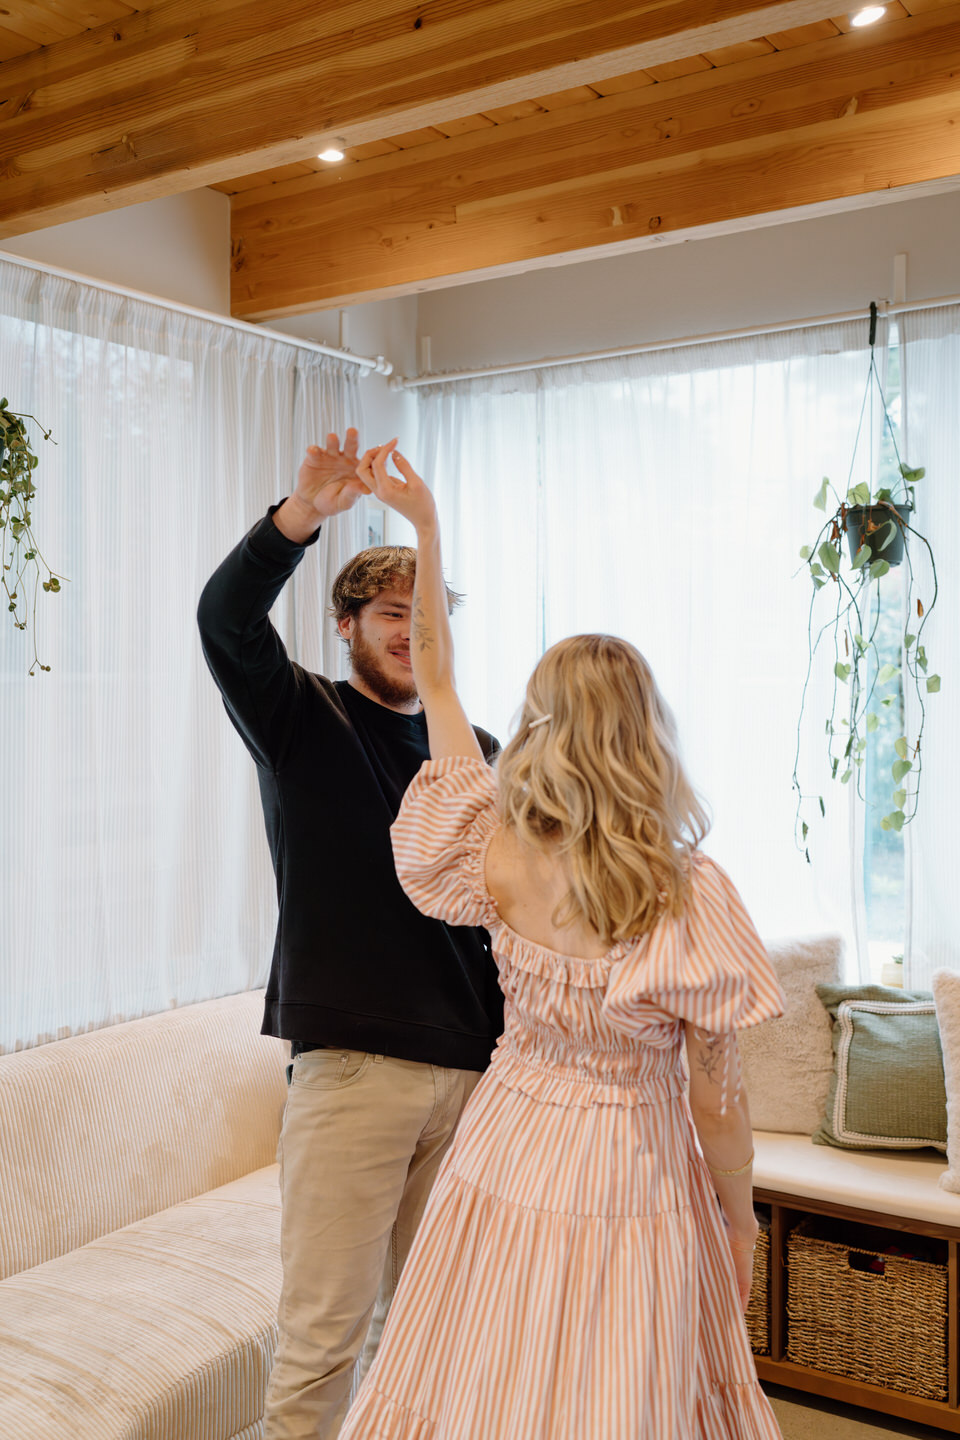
left=484, top=823, right=611, bottom=959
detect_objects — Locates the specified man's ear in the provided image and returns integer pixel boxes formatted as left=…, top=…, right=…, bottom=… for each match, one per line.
left=337, top=615, right=354, bottom=641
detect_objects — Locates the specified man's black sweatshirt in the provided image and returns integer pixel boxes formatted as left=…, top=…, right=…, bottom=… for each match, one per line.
left=197, top=508, right=504, bottom=1072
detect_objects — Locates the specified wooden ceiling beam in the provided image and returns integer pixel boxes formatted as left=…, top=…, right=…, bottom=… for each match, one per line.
left=1, top=0, right=853, bottom=238
left=227, top=7, right=960, bottom=317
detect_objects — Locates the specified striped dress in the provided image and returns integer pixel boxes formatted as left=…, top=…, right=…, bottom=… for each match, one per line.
left=340, top=756, right=785, bottom=1440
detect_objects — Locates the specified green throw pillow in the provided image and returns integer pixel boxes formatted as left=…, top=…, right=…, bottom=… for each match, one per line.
left=813, top=983, right=946, bottom=1152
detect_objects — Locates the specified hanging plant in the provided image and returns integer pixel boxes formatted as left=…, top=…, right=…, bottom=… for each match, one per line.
left=793, top=304, right=939, bottom=859
left=0, top=398, right=64, bottom=673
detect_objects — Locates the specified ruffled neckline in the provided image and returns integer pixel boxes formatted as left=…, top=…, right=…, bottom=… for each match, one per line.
left=488, top=919, right=637, bottom=988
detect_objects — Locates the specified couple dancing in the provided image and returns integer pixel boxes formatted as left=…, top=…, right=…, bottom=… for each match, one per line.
left=199, top=431, right=784, bottom=1440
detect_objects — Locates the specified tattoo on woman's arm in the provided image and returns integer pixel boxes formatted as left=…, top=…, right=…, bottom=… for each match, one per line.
left=412, top=596, right=435, bottom=653
left=696, top=1033, right=726, bottom=1085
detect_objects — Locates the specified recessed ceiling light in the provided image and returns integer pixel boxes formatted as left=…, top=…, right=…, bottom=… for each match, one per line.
left=851, top=6, right=885, bottom=25
left=318, top=148, right=345, bottom=163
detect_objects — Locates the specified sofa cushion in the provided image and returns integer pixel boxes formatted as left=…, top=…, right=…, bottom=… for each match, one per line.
left=0, top=990, right=286, bottom=1279
left=813, top=984, right=946, bottom=1152
left=0, top=1165, right=281, bottom=1440
left=738, top=934, right=842, bottom=1134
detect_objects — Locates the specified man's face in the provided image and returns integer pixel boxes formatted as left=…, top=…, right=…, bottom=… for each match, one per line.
left=339, top=587, right=418, bottom=708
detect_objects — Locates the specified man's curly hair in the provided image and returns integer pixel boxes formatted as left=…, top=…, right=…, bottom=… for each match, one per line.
left=330, top=546, right=463, bottom=622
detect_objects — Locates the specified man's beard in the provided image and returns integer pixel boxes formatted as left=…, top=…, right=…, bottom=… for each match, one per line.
left=349, top=626, right=419, bottom=707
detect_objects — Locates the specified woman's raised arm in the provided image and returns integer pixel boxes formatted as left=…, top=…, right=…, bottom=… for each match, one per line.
left=359, top=443, right=483, bottom=761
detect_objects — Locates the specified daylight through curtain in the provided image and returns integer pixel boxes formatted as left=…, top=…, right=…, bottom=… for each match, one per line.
left=0, top=258, right=363, bottom=1052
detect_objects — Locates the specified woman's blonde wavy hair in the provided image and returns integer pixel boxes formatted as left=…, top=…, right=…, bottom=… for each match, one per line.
left=497, top=635, right=709, bottom=945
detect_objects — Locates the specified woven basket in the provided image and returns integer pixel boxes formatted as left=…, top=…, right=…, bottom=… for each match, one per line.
left=745, top=1223, right=770, bottom=1355
left=786, top=1219, right=948, bottom=1399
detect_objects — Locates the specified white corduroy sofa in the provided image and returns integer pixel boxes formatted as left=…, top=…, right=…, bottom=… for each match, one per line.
left=0, top=990, right=287, bottom=1440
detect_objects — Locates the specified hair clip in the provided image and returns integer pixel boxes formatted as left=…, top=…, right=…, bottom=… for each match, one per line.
left=527, top=713, right=552, bottom=730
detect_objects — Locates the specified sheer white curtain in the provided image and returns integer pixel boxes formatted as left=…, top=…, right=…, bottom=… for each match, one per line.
left=900, top=303, right=960, bottom=986
left=0, top=258, right=363, bottom=1052
left=419, top=323, right=892, bottom=961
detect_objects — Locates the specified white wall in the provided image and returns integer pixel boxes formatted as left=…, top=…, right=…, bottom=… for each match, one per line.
left=416, top=188, right=960, bottom=373
left=0, top=191, right=232, bottom=315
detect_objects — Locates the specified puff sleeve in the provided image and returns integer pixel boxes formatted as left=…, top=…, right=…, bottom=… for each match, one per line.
left=391, top=756, right=500, bottom=928
left=602, top=854, right=784, bottom=1036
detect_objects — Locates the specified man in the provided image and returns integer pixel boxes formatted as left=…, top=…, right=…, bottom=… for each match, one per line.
left=197, top=429, right=503, bottom=1439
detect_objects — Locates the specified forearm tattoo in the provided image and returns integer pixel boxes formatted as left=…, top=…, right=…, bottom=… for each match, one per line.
left=413, top=595, right=435, bottom=653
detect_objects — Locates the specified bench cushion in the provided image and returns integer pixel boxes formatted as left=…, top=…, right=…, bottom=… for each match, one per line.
left=753, top=1130, right=960, bottom=1228
left=0, top=1164, right=281, bottom=1440
left=0, top=990, right=286, bottom=1279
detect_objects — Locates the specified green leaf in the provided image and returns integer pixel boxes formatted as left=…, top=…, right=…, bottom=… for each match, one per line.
left=810, top=563, right=824, bottom=577
left=894, top=736, right=908, bottom=760
left=875, top=487, right=893, bottom=503
left=904, top=632, right=916, bottom=649
left=894, top=788, right=907, bottom=807
left=819, top=542, right=840, bottom=574
left=840, top=769, right=852, bottom=784
left=813, top=478, right=830, bottom=512
left=819, top=796, right=825, bottom=818
left=799, top=545, right=812, bottom=561
left=886, top=810, right=906, bottom=832
left=847, top=482, right=871, bottom=506
left=881, top=696, right=894, bottom=707
left=892, top=758, right=913, bottom=783
left=927, top=674, right=941, bottom=693
left=917, top=645, right=928, bottom=673
left=900, top=463, right=925, bottom=482
left=801, top=822, right=809, bottom=842
left=854, top=633, right=867, bottom=652
left=881, top=816, right=891, bottom=832
left=831, top=758, right=839, bottom=779
left=834, top=662, right=851, bottom=682
left=877, top=663, right=899, bottom=686
left=866, top=712, right=879, bottom=732
left=812, top=576, right=826, bottom=591
left=851, top=544, right=870, bottom=571
left=869, top=558, right=891, bottom=580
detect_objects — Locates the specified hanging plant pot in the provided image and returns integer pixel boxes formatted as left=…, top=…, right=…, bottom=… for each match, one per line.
left=844, top=503, right=912, bottom=567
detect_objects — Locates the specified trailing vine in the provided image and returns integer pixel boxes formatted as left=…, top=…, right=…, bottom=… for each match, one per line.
left=0, top=399, right=64, bottom=674
left=792, top=319, right=939, bottom=860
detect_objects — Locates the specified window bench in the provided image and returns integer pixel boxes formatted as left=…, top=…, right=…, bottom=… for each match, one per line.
left=752, top=1129, right=960, bottom=1432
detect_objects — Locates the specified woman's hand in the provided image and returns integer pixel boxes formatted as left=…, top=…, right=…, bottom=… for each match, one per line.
left=726, top=1225, right=759, bottom=1313
left=358, top=441, right=438, bottom=533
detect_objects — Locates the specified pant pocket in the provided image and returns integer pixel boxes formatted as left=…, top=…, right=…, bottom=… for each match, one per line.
left=292, top=1047, right=372, bottom=1089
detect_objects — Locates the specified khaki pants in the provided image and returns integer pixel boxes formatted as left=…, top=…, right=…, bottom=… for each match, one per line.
left=264, top=1047, right=482, bottom=1440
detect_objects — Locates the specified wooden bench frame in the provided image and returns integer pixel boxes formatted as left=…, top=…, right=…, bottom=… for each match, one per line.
left=753, top=1185, right=960, bottom=1432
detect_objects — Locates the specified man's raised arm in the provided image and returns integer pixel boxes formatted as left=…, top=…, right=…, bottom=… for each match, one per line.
left=197, top=430, right=373, bottom=768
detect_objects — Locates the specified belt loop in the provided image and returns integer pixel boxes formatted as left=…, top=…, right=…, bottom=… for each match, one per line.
left=373, top=1054, right=385, bottom=1064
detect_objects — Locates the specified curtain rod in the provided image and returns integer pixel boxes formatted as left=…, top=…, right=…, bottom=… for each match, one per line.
left=0, top=248, right=394, bottom=378
left=392, top=292, right=960, bottom=389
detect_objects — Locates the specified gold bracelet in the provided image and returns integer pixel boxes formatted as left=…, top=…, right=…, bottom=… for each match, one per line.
left=708, top=1151, right=754, bottom=1177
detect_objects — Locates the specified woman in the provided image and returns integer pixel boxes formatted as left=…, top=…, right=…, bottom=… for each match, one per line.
left=339, top=443, right=785, bottom=1439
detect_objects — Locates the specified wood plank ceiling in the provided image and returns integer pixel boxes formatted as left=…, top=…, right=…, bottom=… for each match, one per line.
left=1, top=1, right=959, bottom=319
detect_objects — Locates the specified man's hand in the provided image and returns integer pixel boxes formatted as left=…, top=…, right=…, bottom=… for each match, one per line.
left=357, top=442, right=438, bottom=535
left=274, top=428, right=374, bottom=543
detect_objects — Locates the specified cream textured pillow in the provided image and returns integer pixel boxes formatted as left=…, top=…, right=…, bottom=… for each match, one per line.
left=932, top=970, right=960, bottom=1192
left=739, top=934, right=843, bottom=1134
